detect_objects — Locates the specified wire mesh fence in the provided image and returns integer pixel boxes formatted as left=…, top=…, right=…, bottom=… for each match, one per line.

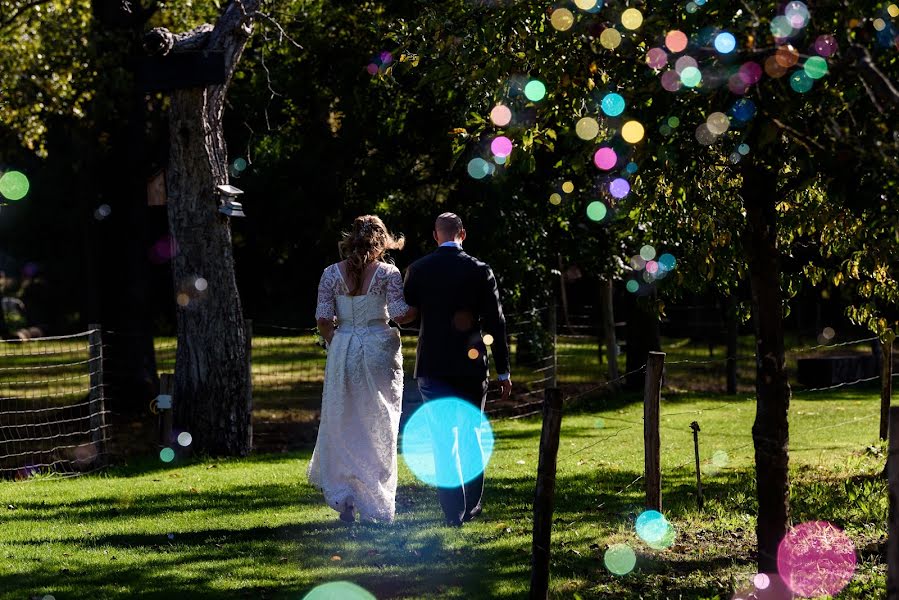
left=541, top=330, right=897, bottom=513
left=0, top=330, right=109, bottom=479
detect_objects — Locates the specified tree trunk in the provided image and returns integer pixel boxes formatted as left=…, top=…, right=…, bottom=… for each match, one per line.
left=88, top=0, right=160, bottom=417
left=155, top=1, right=261, bottom=455
left=742, top=161, right=791, bottom=574
left=599, top=278, right=619, bottom=382
left=624, top=289, right=661, bottom=391
left=726, top=294, right=739, bottom=395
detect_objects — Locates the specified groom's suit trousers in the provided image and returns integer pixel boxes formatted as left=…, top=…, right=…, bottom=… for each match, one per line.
left=417, top=376, right=489, bottom=525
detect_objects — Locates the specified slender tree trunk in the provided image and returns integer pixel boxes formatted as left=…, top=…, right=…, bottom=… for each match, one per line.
left=625, top=289, right=661, bottom=390
left=599, top=278, right=619, bottom=382
left=742, top=162, right=791, bottom=574
left=151, top=1, right=261, bottom=455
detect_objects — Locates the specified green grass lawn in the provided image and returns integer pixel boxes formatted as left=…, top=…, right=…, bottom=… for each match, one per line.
left=0, top=386, right=888, bottom=599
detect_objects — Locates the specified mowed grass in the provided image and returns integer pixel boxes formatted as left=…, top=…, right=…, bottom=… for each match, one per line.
left=0, top=385, right=888, bottom=599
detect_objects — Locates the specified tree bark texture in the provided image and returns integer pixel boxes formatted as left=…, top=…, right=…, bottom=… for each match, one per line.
left=742, top=162, right=791, bottom=574
left=161, top=1, right=261, bottom=455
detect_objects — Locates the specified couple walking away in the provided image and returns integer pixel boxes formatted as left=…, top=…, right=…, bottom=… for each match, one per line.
left=308, top=212, right=512, bottom=526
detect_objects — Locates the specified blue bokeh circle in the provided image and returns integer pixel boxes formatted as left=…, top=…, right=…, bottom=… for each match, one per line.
left=401, top=397, right=495, bottom=488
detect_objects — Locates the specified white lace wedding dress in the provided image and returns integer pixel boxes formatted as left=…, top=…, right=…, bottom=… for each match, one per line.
left=308, top=261, right=410, bottom=522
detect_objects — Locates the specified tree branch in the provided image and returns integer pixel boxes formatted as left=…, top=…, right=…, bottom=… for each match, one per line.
left=849, top=43, right=899, bottom=108
left=257, top=10, right=303, bottom=49
left=144, top=24, right=214, bottom=55
left=769, top=116, right=826, bottom=154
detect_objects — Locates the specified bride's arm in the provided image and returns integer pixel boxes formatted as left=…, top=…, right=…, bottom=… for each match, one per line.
left=315, top=267, right=338, bottom=344
left=387, top=266, right=417, bottom=326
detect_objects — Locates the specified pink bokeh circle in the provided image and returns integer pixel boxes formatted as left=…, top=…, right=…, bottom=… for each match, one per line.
left=594, top=147, right=618, bottom=170
left=776, top=521, right=856, bottom=598
left=491, top=136, right=514, bottom=157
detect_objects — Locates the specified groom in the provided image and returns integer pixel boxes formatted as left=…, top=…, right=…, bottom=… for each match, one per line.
left=404, top=212, right=512, bottom=527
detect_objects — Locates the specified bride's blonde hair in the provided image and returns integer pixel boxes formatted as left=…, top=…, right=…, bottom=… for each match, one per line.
left=339, top=215, right=405, bottom=295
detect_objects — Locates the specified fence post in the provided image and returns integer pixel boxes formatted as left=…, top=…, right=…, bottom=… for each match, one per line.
left=887, top=406, right=899, bottom=599
left=644, top=351, right=665, bottom=511
left=529, top=388, right=564, bottom=600
left=88, top=325, right=107, bottom=466
left=159, top=373, right=174, bottom=447
left=557, top=254, right=572, bottom=334
left=548, top=296, right=558, bottom=389
left=690, top=421, right=704, bottom=511
left=245, top=318, right=254, bottom=449
left=883, top=338, right=894, bottom=442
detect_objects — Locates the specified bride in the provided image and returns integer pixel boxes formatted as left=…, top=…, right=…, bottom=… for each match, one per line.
left=308, top=215, right=416, bottom=523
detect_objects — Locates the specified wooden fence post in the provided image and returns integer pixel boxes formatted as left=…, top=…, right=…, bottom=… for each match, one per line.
left=644, top=351, right=665, bottom=511
left=547, top=298, right=558, bottom=389
left=529, top=388, right=564, bottom=600
left=246, top=319, right=254, bottom=449
left=159, top=374, right=174, bottom=447
left=883, top=338, right=894, bottom=441
left=887, top=406, right=899, bottom=599
left=87, top=325, right=107, bottom=466
left=690, top=421, right=704, bottom=511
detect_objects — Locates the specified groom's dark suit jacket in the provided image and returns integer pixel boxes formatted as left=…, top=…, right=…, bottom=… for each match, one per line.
left=404, top=246, right=511, bottom=381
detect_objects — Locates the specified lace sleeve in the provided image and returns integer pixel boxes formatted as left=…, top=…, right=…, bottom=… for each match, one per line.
left=385, top=266, right=411, bottom=320
left=315, top=266, right=337, bottom=321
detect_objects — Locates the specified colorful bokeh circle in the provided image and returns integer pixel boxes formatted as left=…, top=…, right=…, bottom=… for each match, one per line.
left=776, top=521, right=856, bottom=597
left=524, top=80, right=547, bottom=102
left=401, top=397, right=495, bottom=488
left=0, top=171, right=30, bottom=201
left=303, top=582, right=376, bottom=600
left=604, top=544, right=637, bottom=575
left=587, top=201, right=608, bottom=221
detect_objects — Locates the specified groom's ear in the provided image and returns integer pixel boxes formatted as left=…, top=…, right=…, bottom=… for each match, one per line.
left=433, top=231, right=438, bottom=243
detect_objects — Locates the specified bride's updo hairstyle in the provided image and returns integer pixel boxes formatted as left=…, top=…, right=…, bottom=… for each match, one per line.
left=339, top=215, right=405, bottom=295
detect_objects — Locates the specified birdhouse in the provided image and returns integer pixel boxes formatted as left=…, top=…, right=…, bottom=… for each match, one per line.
left=217, top=184, right=245, bottom=217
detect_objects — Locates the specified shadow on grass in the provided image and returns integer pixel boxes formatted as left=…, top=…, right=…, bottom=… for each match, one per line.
left=1, top=461, right=790, bottom=600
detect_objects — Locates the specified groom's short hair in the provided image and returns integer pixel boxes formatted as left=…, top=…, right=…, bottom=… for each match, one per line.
left=435, top=212, right=464, bottom=237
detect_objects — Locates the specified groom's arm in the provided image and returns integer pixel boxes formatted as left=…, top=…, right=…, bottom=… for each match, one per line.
left=479, top=265, right=511, bottom=393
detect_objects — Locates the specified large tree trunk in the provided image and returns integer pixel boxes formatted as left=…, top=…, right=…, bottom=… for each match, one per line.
left=742, top=162, right=791, bottom=574
left=88, top=0, right=160, bottom=418
left=151, top=2, right=261, bottom=455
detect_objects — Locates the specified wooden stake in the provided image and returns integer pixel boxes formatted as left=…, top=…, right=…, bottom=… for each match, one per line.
left=691, top=421, right=704, bottom=511
left=644, top=351, right=665, bottom=511
left=530, top=388, right=564, bottom=600
left=159, top=373, right=174, bottom=447
left=88, top=325, right=107, bottom=466
left=883, top=338, right=894, bottom=442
